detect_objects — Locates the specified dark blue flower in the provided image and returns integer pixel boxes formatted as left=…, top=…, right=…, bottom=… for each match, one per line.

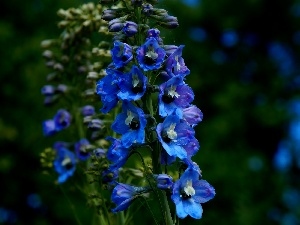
left=156, top=112, right=195, bottom=159
left=171, top=166, right=215, bottom=219
left=123, top=21, right=138, bottom=37
left=159, top=76, right=194, bottom=117
left=106, top=137, right=130, bottom=170
left=182, top=105, right=203, bottom=127
left=155, top=174, right=174, bottom=190
left=53, top=145, right=76, bottom=183
left=111, top=101, right=147, bottom=148
left=165, top=45, right=190, bottom=78
left=75, top=138, right=91, bottom=161
left=136, top=37, right=166, bottom=71
left=96, top=69, right=122, bottom=113
left=53, top=109, right=72, bottom=131
left=108, top=18, right=125, bottom=32
left=117, top=65, right=148, bottom=101
left=111, top=41, right=133, bottom=68
left=42, top=119, right=56, bottom=136
left=111, top=183, right=148, bottom=212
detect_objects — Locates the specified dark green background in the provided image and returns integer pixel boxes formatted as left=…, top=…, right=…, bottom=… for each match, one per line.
left=1, top=0, right=299, bottom=224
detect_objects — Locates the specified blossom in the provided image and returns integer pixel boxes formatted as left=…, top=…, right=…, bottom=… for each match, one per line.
left=156, top=112, right=195, bottom=159
left=117, top=65, right=148, bottom=101
left=96, top=69, right=122, bottom=113
left=53, top=145, right=76, bottom=183
left=111, top=183, right=148, bottom=212
left=171, top=166, right=215, bottom=219
left=159, top=76, right=194, bottom=117
left=111, top=101, right=147, bottom=148
left=74, top=138, right=91, bottom=161
left=136, top=37, right=166, bottom=71
left=111, top=41, right=133, bottom=68
left=147, top=28, right=163, bottom=44
left=165, top=45, right=190, bottom=77
left=106, top=137, right=130, bottom=170
left=53, top=109, right=72, bottom=131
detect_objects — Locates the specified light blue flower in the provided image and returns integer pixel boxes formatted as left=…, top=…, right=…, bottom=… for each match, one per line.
left=53, top=144, right=76, bottom=183
left=171, top=166, right=215, bottom=219
left=156, top=112, right=195, bottom=159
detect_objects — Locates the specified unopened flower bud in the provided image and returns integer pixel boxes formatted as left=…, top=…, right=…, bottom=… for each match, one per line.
left=163, top=45, right=178, bottom=55
left=102, top=9, right=118, bottom=21
left=42, top=50, right=53, bottom=59
left=155, top=174, right=173, bottom=190
left=56, top=84, right=68, bottom=93
left=108, top=18, right=125, bottom=32
left=81, top=105, right=95, bottom=117
left=123, top=21, right=138, bottom=37
left=142, top=3, right=154, bottom=16
left=41, top=85, right=55, bottom=96
left=88, top=119, right=104, bottom=130
left=159, top=16, right=179, bottom=29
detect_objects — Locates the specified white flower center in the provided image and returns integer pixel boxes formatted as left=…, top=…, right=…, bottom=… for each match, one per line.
left=168, top=85, right=180, bottom=98
left=125, top=110, right=134, bottom=125
left=184, top=180, right=195, bottom=197
left=145, top=48, right=158, bottom=60
left=132, top=74, right=139, bottom=87
left=61, top=157, right=71, bottom=167
left=167, top=123, right=177, bottom=140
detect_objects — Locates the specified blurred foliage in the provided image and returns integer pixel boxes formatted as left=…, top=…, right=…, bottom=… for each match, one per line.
left=1, top=0, right=300, bottom=224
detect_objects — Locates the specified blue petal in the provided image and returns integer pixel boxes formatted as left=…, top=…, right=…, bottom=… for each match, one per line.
left=111, top=113, right=129, bottom=134
left=176, top=201, right=188, bottom=219
left=182, top=199, right=203, bottom=219
left=164, top=142, right=187, bottom=159
left=121, top=131, right=137, bottom=148
left=193, top=180, right=216, bottom=203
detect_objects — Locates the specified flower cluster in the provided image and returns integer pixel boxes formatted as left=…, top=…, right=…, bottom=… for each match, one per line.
left=41, top=0, right=215, bottom=223
left=96, top=0, right=215, bottom=221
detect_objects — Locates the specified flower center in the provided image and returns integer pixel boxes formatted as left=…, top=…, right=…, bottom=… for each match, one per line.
left=180, top=180, right=195, bottom=199
left=125, top=110, right=140, bottom=130
left=162, top=85, right=179, bottom=104
left=61, top=157, right=73, bottom=170
left=144, top=45, right=158, bottom=65
left=161, top=123, right=177, bottom=143
left=131, top=74, right=143, bottom=93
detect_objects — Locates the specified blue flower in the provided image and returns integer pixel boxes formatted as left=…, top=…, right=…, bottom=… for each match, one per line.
left=136, top=37, right=166, bottom=71
left=111, top=41, right=133, bottom=68
left=156, top=112, right=195, bottom=159
left=96, top=69, right=122, bottom=113
left=42, top=119, right=56, bottom=136
left=165, top=45, right=190, bottom=78
left=53, top=145, right=76, bottom=183
left=171, top=166, right=215, bottom=219
left=111, top=183, right=148, bottom=212
left=182, top=105, right=203, bottom=127
left=53, top=109, right=72, bottom=131
left=155, top=174, right=174, bottom=190
left=106, top=137, right=130, bottom=170
left=111, top=101, right=147, bottom=148
left=117, top=65, right=148, bottom=101
left=159, top=76, right=194, bottom=117
left=75, top=138, right=91, bottom=161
